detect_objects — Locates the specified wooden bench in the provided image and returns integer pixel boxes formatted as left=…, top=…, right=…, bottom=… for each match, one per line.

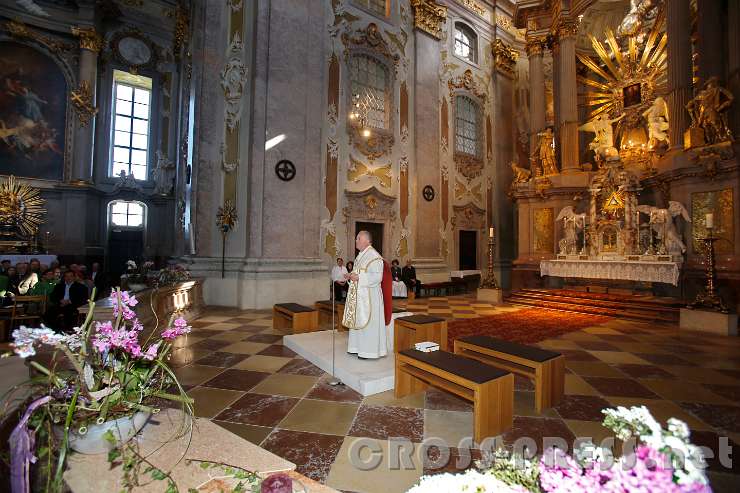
left=314, top=300, right=345, bottom=331
left=272, top=303, right=319, bottom=333
left=394, top=315, right=448, bottom=352
left=396, top=349, right=513, bottom=442
left=454, top=335, right=564, bottom=413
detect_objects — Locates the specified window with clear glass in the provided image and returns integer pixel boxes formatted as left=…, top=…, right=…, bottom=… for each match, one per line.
left=356, top=0, right=389, bottom=17
left=454, top=23, right=478, bottom=63
left=455, top=95, right=481, bottom=157
left=110, top=70, right=152, bottom=180
left=109, top=200, right=146, bottom=228
left=350, top=55, right=389, bottom=130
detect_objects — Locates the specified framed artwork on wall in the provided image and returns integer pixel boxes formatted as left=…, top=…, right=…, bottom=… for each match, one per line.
left=0, top=41, right=66, bottom=181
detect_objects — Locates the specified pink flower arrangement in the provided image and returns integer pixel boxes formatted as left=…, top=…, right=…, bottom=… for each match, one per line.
left=161, top=317, right=191, bottom=340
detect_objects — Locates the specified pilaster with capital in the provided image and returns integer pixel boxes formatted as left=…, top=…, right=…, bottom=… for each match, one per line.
left=70, top=26, right=102, bottom=184
left=553, top=21, right=579, bottom=172
left=666, top=0, right=692, bottom=149
left=527, top=37, right=546, bottom=158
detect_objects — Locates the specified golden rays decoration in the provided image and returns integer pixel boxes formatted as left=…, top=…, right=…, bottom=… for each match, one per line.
left=216, top=200, right=238, bottom=233
left=0, top=175, right=46, bottom=238
left=577, top=8, right=667, bottom=137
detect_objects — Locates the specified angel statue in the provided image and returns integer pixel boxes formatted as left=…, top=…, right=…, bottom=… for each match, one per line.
left=578, top=114, right=624, bottom=160
left=642, top=96, right=669, bottom=148
left=636, top=201, right=691, bottom=256
left=510, top=161, right=531, bottom=184
left=556, top=206, right=587, bottom=255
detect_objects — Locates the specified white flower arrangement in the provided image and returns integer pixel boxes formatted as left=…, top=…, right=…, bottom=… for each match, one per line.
left=407, top=470, right=529, bottom=493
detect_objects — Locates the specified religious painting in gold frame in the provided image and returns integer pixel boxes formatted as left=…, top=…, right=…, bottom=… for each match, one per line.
left=533, top=208, right=554, bottom=253
left=691, top=189, right=734, bottom=255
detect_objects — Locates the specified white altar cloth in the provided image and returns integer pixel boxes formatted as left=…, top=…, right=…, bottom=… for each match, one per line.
left=450, top=270, right=481, bottom=278
left=540, top=259, right=680, bottom=286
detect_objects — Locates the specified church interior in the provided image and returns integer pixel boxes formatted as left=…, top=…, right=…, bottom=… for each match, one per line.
left=0, top=0, right=739, bottom=492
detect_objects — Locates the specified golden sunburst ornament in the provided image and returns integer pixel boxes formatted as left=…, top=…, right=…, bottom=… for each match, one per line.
left=216, top=200, right=238, bottom=234
left=577, top=8, right=667, bottom=135
left=0, top=175, right=46, bottom=238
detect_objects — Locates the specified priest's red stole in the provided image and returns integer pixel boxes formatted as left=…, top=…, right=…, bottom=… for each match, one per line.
left=381, top=259, right=393, bottom=325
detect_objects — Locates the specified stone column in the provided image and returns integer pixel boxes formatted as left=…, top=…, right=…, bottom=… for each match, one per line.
left=696, top=0, right=725, bottom=83
left=527, top=37, right=546, bottom=157
left=554, top=21, right=579, bottom=172
left=70, top=27, right=102, bottom=184
left=666, top=0, right=693, bottom=149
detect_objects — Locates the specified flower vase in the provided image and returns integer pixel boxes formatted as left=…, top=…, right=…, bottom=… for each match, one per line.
left=55, top=412, right=151, bottom=454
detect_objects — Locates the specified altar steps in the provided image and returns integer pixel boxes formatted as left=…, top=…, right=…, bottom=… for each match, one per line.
left=505, top=289, right=681, bottom=324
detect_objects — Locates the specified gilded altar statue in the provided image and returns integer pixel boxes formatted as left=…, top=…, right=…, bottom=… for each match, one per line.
left=510, top=161, right=532, bottom=184
left=637, top=201, right=691, bottom=256
left=687, top=77, right=734, bottom=145
left=578, top=114, right=624, bottom=160
left=535, top=128, right=558, bottom=175
left=642, top=96, right=669, bottom=148
left=556, top=206, right=586, bottom=255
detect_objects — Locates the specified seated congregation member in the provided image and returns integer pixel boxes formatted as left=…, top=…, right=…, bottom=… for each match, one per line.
left=331, top=257, right=349, bottom=301
left=401, top=258, right=421, bottom=297
left=31, top=269, right=58, bottom=297
left=0, top=259, right=11, bottom=274
left=90, top=262, right=108, bottom=299
left=390, top=259, right=407, bottom=298
left=5, top=266, right=19, bottom=295
left=46, top=270, right=88, bottom=332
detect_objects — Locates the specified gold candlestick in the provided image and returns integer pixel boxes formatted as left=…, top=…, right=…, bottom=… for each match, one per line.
left=480, top=228, right=499, bottom=289
left=688, top=227, right=729, bottom=313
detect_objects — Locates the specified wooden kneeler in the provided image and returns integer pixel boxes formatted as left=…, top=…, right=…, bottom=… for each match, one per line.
left=272, top=303, right=319, bottom=333
left=395, top=349, right=513, bottom=443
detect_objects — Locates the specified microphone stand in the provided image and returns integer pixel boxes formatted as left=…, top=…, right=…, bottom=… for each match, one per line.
left=328, top=280, right=344, bottom=386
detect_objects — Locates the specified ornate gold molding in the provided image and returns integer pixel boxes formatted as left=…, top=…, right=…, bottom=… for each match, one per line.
left=71, top=26, right=103, bottom=52
left=348, top=155, right=393, bottom=188
left=341, top=23, right=400, bottom=67
left=456, top=0, right=486, bottom=18
left=70, top=80, right=98, bottom=128
left=5, top=20, right=73, bottom=55
left=492, top=39, right=519, bottom=77
left=448, top=69, right=487, bottom=100
left=410, top=0, right=447, bottom=40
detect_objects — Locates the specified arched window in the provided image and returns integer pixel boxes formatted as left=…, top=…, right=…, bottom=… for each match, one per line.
left=349, top=54, right=389, bottom=130
left=109, top=200, right=147, bottom=229
left=455, top=95, right=481, bottom=157
left=454, top=23, right=478, bottom=64
left=110, top=70, right=153, bottom=180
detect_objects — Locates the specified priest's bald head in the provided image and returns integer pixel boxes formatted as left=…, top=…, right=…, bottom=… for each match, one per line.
left=355, top=230, right=372, bottom=251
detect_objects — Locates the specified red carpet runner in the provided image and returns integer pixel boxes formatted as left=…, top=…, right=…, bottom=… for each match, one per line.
left=446, top=308, right=611, bottom=349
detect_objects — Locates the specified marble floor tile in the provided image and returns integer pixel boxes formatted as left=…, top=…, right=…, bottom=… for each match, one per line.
left=305, top=377, right=364, bottom=403
left=249, top=373, right=320, bottom=398
left=573, top=340, right=621, bottom=351
left=582, top=376, right=659, bottom=399
left=678, top=402, right=740, bottom=433
left=362, top=390, right=425, bottom=409
left=187, top=386, right=245, bottom=418
left=513, top=391, right=559, bottom=418
left=558, top=349, right=602, bottom=362
left=194, top=351, right=249, bottom=368
left=209, top=331, right=253, bottom=342
left=661, top=365, right=740, bottom=385
left=613, top=363, right=676, bottom=380
left=422, top=446, right=481, bottom=476
left=587, top=350, right=651, bottom=365
left=262, top=429, right=345, bottom=483
left=278, top=357, right=328, bottom=377
left=234, top=355, right=292, bottom=373
left=564, top=374, right=600, bottom=396
left=565, top=361, right=626, bottom=378
left=640, top=380, right=736, bottom=405
left=423, top=409, right=474, bottom=447
left=258, top=344, right=298, bottom=358
left=703, top=384, right=740, bottom=403
left=201, top=368, right=270, bottom=392
left=633, top=352, right=694, bottom=366
left=278, top=399, right=360, bottom=436
left=605, top=397, right=713, bottom=431
left=349, top=404, right=424, bottom=442
left=553, top=394, right=613, bottom=421
left=172, top=364, right=225, bottom=387
left=188, top=338, right=234, bottom=352
left=212, top=420, right=273, bottom=446
left=215, top=393, right=299, bottom=427
left=219, top=341, right=272, bottom=355
left=424, top=387, right=473, bottom=412
left=502, top=416, right=576, bottom=454
left=168, top=347, right=213, bottom=368
left=563, top=419, right=617, bottom=445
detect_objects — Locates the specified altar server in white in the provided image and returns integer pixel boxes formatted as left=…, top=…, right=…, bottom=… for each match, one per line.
left=342, top=230, right=387, bottom=359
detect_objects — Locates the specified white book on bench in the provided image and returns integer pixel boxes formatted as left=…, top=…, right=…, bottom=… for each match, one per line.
left=415, top=341, right=439, bottom=352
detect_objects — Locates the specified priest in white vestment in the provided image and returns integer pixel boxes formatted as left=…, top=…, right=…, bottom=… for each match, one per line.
left=342, top=231, right=387, bottom=359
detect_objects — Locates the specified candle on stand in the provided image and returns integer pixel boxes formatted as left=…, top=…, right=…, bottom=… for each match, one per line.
left=489, top=227, right=494, bottom=238
left=705, top=213, right=714, bottom=229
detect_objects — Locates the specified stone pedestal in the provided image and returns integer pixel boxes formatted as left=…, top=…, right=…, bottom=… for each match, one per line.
left=679, top=308, right=738, bottom=336
left=477, top=287, right=503, bottom=305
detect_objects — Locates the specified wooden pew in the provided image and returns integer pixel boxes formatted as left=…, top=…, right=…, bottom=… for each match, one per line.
left=454, top=335, right=564, bottom=413
left=314, top=300, right=345, bottom=331
left=395, top=349, right=513, bottom=443
left=272, top=303, right=319, bottom=333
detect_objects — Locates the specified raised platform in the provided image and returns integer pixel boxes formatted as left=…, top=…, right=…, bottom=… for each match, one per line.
left=283, top=330, right=394, bottom=396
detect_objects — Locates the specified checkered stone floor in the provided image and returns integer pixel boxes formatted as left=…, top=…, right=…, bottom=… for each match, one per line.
left=170, top=296, right=740, bottom=493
